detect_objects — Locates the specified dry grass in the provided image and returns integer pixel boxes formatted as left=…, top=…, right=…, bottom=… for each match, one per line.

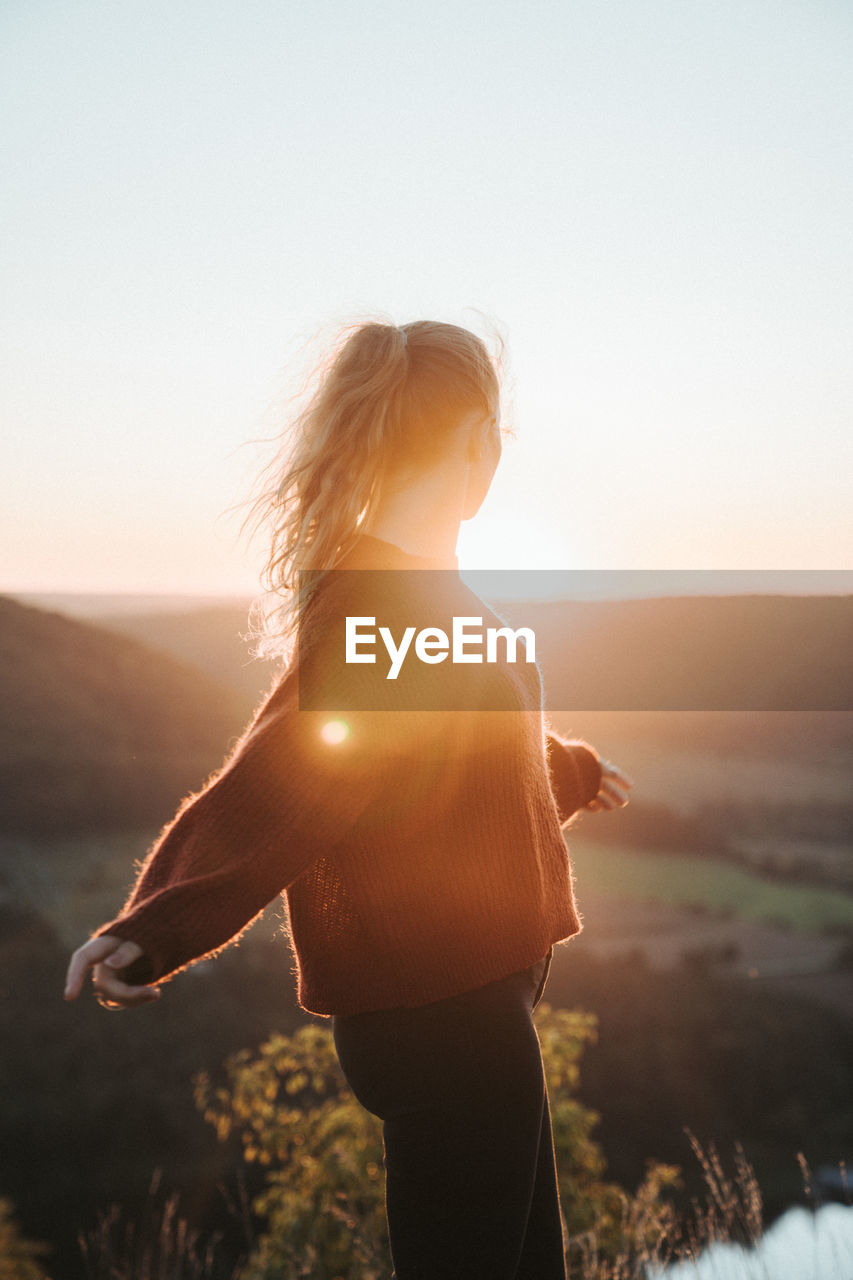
left=77, top=1170, right=229, bottom=1280
left=565, top=1136, right=848, bottom=1280
left=73, top=1139, right=851, bottom=1280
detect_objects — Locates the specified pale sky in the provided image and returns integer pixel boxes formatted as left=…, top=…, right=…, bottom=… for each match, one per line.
left=2, top=0, right=851, bottom=594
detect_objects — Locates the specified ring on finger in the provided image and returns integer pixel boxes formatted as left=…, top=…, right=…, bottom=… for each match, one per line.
left=95, top=991, right=123, bottom=1011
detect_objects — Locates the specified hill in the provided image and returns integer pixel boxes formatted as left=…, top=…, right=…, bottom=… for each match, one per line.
left=0, top=596, right=252, bottom=833
left=61, top=590, right=853, bottom=712
left=90, top=593, right=853, bottom=756
left=86, top=602, right=282, bottom=714
left=7, top=591, right=851, bottom=846
left=494, top=593, right=853, bottom=712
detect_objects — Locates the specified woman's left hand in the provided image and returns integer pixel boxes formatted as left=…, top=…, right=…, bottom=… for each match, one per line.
left=584, top=758, right=634, bottom=812
left=64, top=935, right=161, bottom=1008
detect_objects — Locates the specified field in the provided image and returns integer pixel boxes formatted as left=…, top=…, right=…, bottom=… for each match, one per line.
left=564, top=835, right=853, bottom=1021
left=568, top=840, right=853, bottom=935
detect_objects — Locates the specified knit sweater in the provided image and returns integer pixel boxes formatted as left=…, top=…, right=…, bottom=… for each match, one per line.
left=94, top=534, right=603, bottom=1016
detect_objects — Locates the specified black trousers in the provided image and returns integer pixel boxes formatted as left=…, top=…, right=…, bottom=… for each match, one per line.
left=332, top=950, right=566, bottom=1279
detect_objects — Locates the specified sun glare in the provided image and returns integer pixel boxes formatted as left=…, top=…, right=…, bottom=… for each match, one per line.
left=457, top=515, right=576, bottom=573
left=320, top=719, right=350, bottom=745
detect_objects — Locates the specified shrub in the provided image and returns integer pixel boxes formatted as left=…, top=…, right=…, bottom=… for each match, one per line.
left=0, top=1197, right=51, bottom=1280
left=194, top=1006, right=680, bottom=1278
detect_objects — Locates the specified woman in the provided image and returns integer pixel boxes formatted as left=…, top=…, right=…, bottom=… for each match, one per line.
left=65, top=319, right=632, bottom=1279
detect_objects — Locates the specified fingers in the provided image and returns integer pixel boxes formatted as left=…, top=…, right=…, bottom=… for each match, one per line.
left=64, top=934, right=160, bottom=1009
left=102, top=939, right=145, bottom=970
left=92, top=963, right=162, bottom=1009
left=584, top=757, right=635, bottom=813
left=64, top=935, right=124, bottom=1001
left=600, top=759, right=635, bottom=789
left=601, top=773, right=632, bottom=805
left=595, top=780, right=630, bottom=809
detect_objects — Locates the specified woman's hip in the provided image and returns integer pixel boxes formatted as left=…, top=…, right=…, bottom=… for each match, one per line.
left=332, top=958, right=550, bottom=1121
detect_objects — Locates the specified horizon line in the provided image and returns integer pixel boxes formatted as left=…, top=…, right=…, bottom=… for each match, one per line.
left=5, top=568, right=853, bottom=612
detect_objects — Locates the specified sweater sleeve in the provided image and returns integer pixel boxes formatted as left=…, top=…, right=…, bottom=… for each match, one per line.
left=544, top=730, right=603, bottom=826
left=93, top=572, right=442, bottom=989
left=92, top=674, right=406, bottom=988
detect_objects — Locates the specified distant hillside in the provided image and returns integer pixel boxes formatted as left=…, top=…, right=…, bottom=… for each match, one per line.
left=0, top=596, right=251, bottom=833
left=503, top=593, right=853, bottom=757
left=93, top=593, right=853, bottom=755
left=93, top=603, right=282, bottom=714
left=12, top=590, right=253, bottom=618
left=494, top=593, right=853, bottom=712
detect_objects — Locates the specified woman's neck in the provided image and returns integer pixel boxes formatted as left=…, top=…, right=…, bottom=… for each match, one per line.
left=362, top=515, right=459, bottom=564
left=362, top=468, right=465, bottom=564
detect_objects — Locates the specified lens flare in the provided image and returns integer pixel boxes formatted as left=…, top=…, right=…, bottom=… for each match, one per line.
left=320, top=719, right=350, bottom=745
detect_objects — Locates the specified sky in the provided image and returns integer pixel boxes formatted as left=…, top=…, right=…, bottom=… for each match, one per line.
left=2, top=0, right=851, bottom=595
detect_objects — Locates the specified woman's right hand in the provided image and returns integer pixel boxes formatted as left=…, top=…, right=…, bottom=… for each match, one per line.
left=584, top=757, right=634, bottom=812
left=64, top=934, right=162, bottom=1009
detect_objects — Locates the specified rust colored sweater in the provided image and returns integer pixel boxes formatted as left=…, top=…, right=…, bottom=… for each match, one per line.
left=94, top=535, right=603, bottom=1016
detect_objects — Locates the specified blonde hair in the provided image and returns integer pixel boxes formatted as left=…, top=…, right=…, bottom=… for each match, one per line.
left=241, top=314, right=507, bottom=662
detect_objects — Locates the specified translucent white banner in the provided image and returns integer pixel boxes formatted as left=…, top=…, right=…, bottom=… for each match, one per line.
left=297, top=570, right=852, bottom=711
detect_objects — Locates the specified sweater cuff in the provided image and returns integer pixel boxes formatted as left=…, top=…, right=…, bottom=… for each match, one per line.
left=545, top=733, right=603, bottom=822
left=92, top=921, right=159, bottom=987
left=571, top=740, right=604, bottom=806
left=117, top=952, right=156, bottom=987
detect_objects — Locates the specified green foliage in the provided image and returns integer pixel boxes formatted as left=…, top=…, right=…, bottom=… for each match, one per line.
left=194, top=1025, right=387, bottom=1278
left=195, top=1007, right=680, bottom=1278
left=0, top=1197, right=51, bottom=1280
left=537, top=1005, right=681, bottom=1265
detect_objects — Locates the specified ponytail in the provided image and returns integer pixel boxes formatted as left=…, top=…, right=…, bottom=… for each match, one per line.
left=241, top=314, right=505, bottom=662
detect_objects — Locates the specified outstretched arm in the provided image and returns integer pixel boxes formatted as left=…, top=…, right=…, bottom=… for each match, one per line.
left=64, top=668, right=407, bottom=1005
left=63, top=573, right=444, bottom=1010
